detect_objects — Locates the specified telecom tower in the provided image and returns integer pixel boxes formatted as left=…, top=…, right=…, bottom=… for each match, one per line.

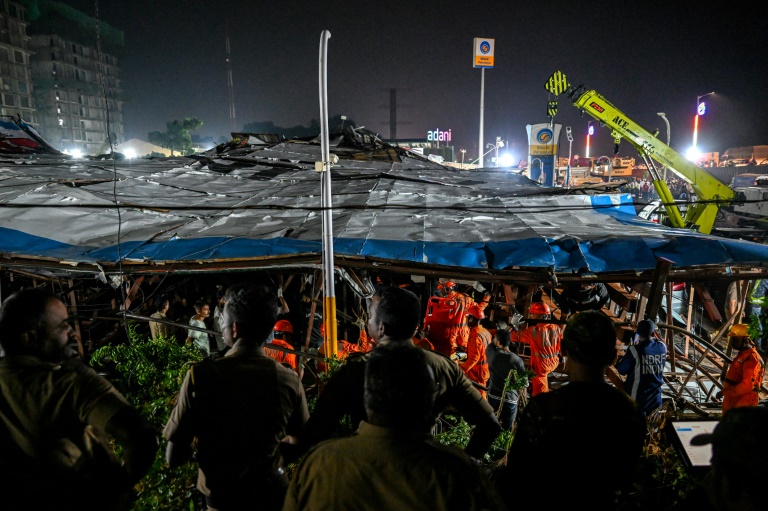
left=225, top=20, right=237, bottom=135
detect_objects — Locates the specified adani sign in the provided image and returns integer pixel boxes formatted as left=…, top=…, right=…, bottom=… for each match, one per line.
left=427, top=129, right=452, bottom=142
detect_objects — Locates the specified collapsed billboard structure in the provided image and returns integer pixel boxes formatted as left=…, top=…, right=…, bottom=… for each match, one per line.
left=0, top=126, right=765, bottom=412
left=1, top=126, right=766, bottom=284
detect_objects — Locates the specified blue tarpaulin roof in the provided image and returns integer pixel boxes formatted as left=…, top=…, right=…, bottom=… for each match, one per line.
left=0, top=129, right=766, bottom=282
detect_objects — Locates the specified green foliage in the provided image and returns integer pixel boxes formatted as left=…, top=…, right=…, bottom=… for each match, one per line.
left=316, top=355, right=345, bottom=385
left=434, top=414, right=472, bottom=451
left=747, top=309, right=766, bottom=342
left=434, top=415, right=512, bottom=465
left=505, top=368, right=534, bottom=392
left=91, top=322, right=204, bottom=510
left=307, top=355, right=351, bottom=431
left=621, top=406, right=698, bottom=509
left=148, top=117, right=203, bottom=156
left=435, top=401, right=699, bottom=510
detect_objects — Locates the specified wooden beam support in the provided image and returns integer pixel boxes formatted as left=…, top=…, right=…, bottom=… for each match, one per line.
left=692, top=282, right=723, bottom=325
left=605, top=283, right=638, bottom=313
left=645, top=258, right=674, bottom=321
left=67, top=278, right=85, bottom=358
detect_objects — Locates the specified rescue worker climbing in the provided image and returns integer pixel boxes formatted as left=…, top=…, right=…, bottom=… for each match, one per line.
left=459, top=305, right=492, bottom=398
left=266, top=319, right=299, bottom=372
left=317, top=321, right=373, bottom=373
left=443, top=280, right=490, bottom=355
left=517, top=302, right=562, bottom=396
left=718, top=323, right=764, bottom=411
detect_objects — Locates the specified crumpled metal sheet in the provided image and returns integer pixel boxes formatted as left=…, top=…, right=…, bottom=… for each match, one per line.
left=0, top=137, right=766, bottom=277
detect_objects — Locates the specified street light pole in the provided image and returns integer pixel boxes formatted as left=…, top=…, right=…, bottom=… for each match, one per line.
left=565, top=126, right=573, bottom=187
left=586, top=120, right=594, bottom=158
left=657, top=112, right=670, bottom=181
left=478, top=68, right=485, bottom=168
left=692, top=91, right=715, bottom=150
left=495, top=137, right=503, bottom=167
left=461, top=149, right=466, bottom=168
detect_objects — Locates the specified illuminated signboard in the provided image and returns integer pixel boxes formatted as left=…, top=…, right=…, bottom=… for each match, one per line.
left=427, top=129, right=452, bottom=142
left=473, top=38, right=495, bottom=69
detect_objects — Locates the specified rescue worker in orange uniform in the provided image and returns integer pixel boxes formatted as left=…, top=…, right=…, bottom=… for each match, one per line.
left=718, top=323, right=764, bottom=411
left=317, top=322, right=374, bottom=373
left=443, top=281, right=490, bottom=355
left=266, top=319, right=299, bottom=372
left=516, top=302, right=562, bottom=396
left=413, top=335, right=435, bottom=351
left=459, top=305, right=492, bottom=398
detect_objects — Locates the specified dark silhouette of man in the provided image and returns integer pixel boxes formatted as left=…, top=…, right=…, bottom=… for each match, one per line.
left=285, top=345, right=505, bottom=510
left=299, top=286, right=501, bottom=460
left=495, top=310, right=645, bottom=510
left=0, top=288, right=156, bottom=511
left=164, top=282, right=308, bottom=510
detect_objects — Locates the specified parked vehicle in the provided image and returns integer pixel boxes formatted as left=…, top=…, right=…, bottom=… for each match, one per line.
left=729, top=173, right=761, bottom=189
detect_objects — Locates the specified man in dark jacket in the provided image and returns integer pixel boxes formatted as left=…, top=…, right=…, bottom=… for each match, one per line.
left=495, top=311, right=645, bottom=510
left=164, top=283, right=308, bottom=511
left=486, top=329, right=527, bottom=430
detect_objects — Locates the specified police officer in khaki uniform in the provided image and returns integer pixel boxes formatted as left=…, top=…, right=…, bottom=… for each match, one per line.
left=0, top=287, right=156, bottom=511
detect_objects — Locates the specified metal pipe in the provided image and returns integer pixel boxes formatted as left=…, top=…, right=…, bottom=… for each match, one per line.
left=318, top=30, right=338, bottom=359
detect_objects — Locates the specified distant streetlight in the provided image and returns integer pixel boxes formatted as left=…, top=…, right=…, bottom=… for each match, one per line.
left=460, top=148, right=466, bottom=168
left=586, top=120, right=594, bottom=158
left=470, top=141, right=502, bottom=167
left=692, top=91, right=715, bottom=151
left=495, top=137, right=504, bottom=167
left=657, top=112, right=670, bottom=180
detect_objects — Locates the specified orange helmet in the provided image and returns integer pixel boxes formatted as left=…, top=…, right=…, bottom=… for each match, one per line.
left=728, top=323, right=749, bottom=338
left=467, top=304, right=484, bottom=319
left=273, top=319, right=294, bottom=333
left=444, top=280, right=456, bottom=289
left=529, top=302, right=551, bottom=315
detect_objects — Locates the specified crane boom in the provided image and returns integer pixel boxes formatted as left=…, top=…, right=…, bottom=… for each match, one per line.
left=545, top=71, right=734, bottom=234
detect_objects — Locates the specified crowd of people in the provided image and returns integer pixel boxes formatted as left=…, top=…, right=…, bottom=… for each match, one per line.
left=615, top=176, right=696, bottom=203
left=0, top=278, right=766, bottom=510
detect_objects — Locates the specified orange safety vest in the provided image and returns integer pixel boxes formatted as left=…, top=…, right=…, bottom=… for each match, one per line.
left=723, top=347, right=764, bottom=411
left=317, top=333, right=373, bottom=372
left=461, top=325, right=492, bottom=394
left=446, top=291, right=489, bottom=350
left=265, top=339, right=298, bottom=370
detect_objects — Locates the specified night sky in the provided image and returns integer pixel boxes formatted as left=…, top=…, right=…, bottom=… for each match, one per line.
left=65, top=1, right=768, bottom=162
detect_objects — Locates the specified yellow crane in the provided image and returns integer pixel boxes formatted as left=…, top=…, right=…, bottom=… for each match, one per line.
left=545, top=71, right=734, bottom=235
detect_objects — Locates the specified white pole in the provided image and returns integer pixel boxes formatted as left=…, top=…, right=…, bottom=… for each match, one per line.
left=478, top=68, right=485, bottom=168
left=318, top=30, right=337, bottom=359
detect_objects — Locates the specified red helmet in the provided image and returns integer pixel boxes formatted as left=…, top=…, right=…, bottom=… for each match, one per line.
left=529, top=302, right=551, bottom=315
left=467, top=304, right=485, bottom=319
left=273, top=319, right=294, bottom=333
left=444, top=280, right=456, bottom=289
